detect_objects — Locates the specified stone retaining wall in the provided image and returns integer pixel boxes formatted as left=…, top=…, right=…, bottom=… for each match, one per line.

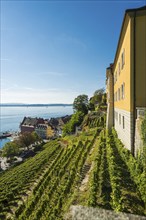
left=65, top=205, right=146, bottom=220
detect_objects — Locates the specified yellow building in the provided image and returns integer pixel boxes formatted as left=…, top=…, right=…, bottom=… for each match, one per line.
left=106, top=6, right=146, bottom=155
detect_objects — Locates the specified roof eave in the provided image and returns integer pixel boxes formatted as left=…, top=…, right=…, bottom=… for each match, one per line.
left=113, top=5, right=146, bottom=70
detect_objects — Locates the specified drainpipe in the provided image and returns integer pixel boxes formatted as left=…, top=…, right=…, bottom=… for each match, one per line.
left=132, top=11, right=136, bottom=156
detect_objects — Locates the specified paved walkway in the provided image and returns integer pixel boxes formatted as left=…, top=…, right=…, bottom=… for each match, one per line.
left=66, top=206, right=146, bottom=220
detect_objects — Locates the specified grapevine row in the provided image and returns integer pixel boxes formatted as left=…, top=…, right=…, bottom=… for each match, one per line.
left=0, top=141, right=61, bottom=219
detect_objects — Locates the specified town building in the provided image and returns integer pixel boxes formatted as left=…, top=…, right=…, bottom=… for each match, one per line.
left=20, top=115, right=72, bottom=139
left=20, top=117, right=45, bottom=133
left=106, top=6, right=146, bottom=155
left=35, top=123, right=55, bottom=139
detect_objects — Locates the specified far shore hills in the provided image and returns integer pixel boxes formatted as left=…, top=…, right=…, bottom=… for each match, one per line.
left=0, top=103, right=73, bottom=107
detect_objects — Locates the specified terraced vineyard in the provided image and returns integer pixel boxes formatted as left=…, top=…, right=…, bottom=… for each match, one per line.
left=74, top=129, right=145, bottom=216
left=0, top=129, right=100, bottom=220
left=0, top=128, right=145, bottom=219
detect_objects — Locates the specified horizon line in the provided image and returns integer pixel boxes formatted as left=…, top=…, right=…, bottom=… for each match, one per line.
left=0, top=103, right=73, bottom=106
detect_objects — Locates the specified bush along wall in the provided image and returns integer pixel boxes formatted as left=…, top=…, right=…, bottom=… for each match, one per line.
left=112, top=128, right=146, bottom=211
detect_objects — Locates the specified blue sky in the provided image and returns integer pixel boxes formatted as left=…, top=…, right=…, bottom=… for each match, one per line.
left=1, top=0, right=145, bottom=104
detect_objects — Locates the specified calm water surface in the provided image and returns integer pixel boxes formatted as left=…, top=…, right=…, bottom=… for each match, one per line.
left=0, top=106, right=73, bottom=148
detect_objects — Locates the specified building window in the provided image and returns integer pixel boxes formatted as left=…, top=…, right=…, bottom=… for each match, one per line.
left=122, top=116, right=125, bottom=129
left=116, top=91, right=117, bottom=101
left=121, top=49, right=125, bottom=69
left=123, top=83, right=125, bottom=99
left=121, top=85, right=123, bottom=99
left=121, top=82, right=125, bottom=99
left=118, top=88, right=120, bottom=100
left=119, top=114, right=121, bottom=125
left=114, top=71, right=117, bottom=83
left=121, top=84, right=124, bottom=99
left=115, top=72, right=117, bottom=83
left=118, top=62, right=120, bottom=75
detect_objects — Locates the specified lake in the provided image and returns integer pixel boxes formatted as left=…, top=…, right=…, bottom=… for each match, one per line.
left=0, top=106, right=73, bottom=148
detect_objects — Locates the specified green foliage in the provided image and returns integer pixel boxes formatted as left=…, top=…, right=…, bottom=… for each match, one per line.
left=89, top=88, right=106, bottom=110
left=73, top=94, right=88, bottom=114
left=2, top=142, right=19, bottom=158
left=1, top=126, right=145, bottom=218
left=88, top=100, right=95, bottom=111
left=15, top=129, right=97, bottom=220
left=94, top=88, right=105, bottom=97
left=0, top=141, right=60, bottom=219
left=136, top=111, right=146, bottom=185
left=31, top=131, right=42, bottom=142
left=18, top=132, right=39, bottom=150
left=82, top=111, right=106, bottom=129
left=112, top=128, right=146, bottom=211
left=88, top=129, right=145, bottom=215
left=141, top=111, right=146, bottom=144
left=62, top=111, right=84, bottom=136
left=106, top=135, right=123, bottom=211
left=101, top=93, right=107, bottom=105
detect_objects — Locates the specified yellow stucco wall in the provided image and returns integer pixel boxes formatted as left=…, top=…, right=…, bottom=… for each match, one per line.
left=47, top=126, right=55, bottom=138
left=135, top=14, right=146, bottom=107
left=114, top=18, right=131, bottom=112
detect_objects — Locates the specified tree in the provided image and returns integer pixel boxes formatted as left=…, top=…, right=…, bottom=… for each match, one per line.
left=88, top=97, right=95, bottom=111
left=31, top=131, right=42, bottom=142
left=93, top=88, right=105, bottom=105
left=102, top=93, right=107, bottom=105
left=89, top=88, right=107, bottom=111
left=94, top=88, right=105, bottom=96
left=19, top=132, right=34, bottom=150
left=2, top=142, right=19, bottom=158
left=73, top=94, right=88, bottom=114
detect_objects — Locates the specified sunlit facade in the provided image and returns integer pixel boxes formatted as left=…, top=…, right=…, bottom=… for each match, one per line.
left=106, top=6, right=146, bottom=154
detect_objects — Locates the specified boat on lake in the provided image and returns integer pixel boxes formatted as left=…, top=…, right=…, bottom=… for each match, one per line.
left=0, top=132, right=12, bottom=139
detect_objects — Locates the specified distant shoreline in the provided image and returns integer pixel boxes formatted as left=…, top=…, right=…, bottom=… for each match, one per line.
left=0, top=104, right=73, bottom=107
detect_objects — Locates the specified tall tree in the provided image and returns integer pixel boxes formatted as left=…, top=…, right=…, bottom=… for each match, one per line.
left=19, top=132, right=34, bottom=150
left=88, top=88, right=107, bottom=111
left=73, top=94, right=88, bottom=114
left=93, top=88, right=105, bottom=105
left=94, top=88, right=105, bottom=96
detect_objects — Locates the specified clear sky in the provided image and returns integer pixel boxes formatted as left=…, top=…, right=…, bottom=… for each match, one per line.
left=1, top=0, right=145, bottom=104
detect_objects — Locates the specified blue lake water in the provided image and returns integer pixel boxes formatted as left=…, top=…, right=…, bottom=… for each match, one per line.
left=0, top=106, right=73, bottom=148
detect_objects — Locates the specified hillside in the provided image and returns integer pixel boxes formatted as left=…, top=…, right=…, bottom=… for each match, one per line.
left=0, top=121, right=145, bottom=219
